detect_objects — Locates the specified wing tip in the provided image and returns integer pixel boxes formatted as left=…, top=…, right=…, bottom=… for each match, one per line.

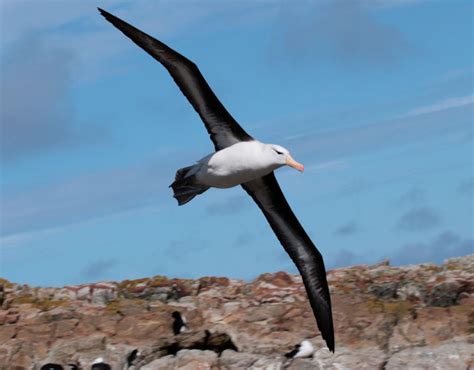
left=313, top=300, right=335, bottom=352
left=324, top=334, right=335, bottom=353
left=97, top=7, right=115, bottom=22
left=321, top=314, right=335, bottom=353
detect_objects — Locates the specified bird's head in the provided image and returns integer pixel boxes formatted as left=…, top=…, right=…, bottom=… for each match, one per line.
left=266, top=144, right=304, bottom=172
left=172, top=311, right=180, bottom=319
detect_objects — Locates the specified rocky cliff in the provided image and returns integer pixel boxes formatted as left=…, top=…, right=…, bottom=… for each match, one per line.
left=1, top=255, right=473, bottom=369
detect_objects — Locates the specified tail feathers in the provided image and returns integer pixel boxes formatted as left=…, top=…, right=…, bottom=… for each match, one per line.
left=174, top=165, right=195, bottom=181
left=170, top=165, right=208, bottom=206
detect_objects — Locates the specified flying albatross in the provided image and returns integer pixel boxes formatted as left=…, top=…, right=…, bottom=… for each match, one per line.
left=98, top=8, right=335, bottom=352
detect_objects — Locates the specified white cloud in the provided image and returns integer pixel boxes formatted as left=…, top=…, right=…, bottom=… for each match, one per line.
left=367, top=0, right=424, bottom=9
left=285, top=97, right=472, bottom=163
left=305, top=160, right=345, bottom=173
left=1, top=158, right=175, bottom=236
left=0, top=201, right=164, bottom=248
left=0, top=227, right=60, bottom=249
left=405, top=95, right=474, bottom=117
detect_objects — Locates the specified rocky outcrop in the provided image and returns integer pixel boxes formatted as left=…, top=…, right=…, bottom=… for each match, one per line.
left=0, top=255, right=473, bottom=369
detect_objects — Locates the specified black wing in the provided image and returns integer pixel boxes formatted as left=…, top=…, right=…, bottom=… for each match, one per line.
left=98, top=8, right=253, bottom=151
left=242, top=173, right=335, bottom=352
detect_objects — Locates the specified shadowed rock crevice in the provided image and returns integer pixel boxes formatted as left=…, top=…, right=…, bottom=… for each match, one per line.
left=164, top=330, right=238, bottom=356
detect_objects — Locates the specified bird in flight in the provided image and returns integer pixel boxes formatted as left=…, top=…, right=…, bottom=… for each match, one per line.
left=98, top=8, right=334, bottom=352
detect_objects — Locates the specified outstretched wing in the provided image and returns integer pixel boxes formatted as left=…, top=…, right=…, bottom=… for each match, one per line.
left=242, top=173, right=335, bottom=352
left=98, top=8, right=253, bottom=150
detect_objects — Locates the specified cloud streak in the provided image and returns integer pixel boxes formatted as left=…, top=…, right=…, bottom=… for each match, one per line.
left=285, top=100, right=473, bottom=163
left=404, top=95, right=474, bottom=117
left=1, top=159, right=172, bottom=237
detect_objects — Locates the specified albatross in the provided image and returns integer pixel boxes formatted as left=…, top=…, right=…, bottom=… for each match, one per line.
left=99, top=8, right=335, bottom=352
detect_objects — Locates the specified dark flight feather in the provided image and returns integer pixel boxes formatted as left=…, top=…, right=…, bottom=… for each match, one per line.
left=98, top=8, right=252, bottom=151
left=242, top=173, right=334, bottom=352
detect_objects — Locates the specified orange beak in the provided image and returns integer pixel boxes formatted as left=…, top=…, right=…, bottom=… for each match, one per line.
left=286, top=155, right=304, bottom=172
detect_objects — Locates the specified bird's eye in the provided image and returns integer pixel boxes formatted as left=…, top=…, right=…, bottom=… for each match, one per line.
left=273, top=149, right=283, bottom=155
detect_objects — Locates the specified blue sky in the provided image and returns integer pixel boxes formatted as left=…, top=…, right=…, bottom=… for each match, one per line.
left=1, top=0, right=472, bottom=287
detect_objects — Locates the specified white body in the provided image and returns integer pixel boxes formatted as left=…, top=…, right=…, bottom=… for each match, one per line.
left=180, top=315, right=188, bottom=332
left=92, top=357, right=105, bottom=365
left=294, top=340, right=314, bottom=358
left=194, top=141, right=284, bottom=188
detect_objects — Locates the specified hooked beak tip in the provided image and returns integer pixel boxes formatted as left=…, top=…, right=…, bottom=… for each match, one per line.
left=286, top=156, right=304, bottom=172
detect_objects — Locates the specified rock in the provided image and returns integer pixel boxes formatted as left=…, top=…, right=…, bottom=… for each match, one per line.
left=76, top=285, right=91, bottom=301
left=247, top=357, right=284, bottom=369
left=385, top=341, right=474, bottom=369
left=388, top=315, right=426, bottom=353
left=396, top=282, right=426, bottom=301
left=141, top=354, right=176, bottom=370
left=0, top=254, right=472, bottom=368
left=427, top=279, right=462, bottom=307
left=175, top=349, right=218, bottom=369
left=314, top=346, right=388, bottom=369
left=0, top=311, right=6, bottom=325
left=5, top=311, right=19, bottom=324
left=53, top=287, right=77, bottom=301
left=90, top=283, right=117, bottom=305
left=55, top=318, right=79, bottom=338
left=219, top=350, right=260, bottom=369
left=0, top=325, right=16, bottom=343
left=368, top=282, right=398, bottom=299
left=48, top=334, right=107, bottom=361
left=46, top=307, right=74, bottom=321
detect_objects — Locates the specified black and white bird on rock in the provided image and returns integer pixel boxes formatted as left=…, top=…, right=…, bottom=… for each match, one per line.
left=99, top=8, right=335, bottom=352
left=172, top=311, right=188, bottom=335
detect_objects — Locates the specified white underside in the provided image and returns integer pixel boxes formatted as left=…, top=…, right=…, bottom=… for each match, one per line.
left=193, top=141, right=282, bottom=188
left=180, top=315, right=188, bottom=332
left=293, top=341, right=314, bottom=358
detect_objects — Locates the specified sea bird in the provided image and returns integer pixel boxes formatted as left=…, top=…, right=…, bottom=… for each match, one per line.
left=285, top=340, right=315, bottom=359
left=127, top=349, right=139, bottom=367
left=91, top=358, right=111, bottom=370
left=40, top=365, right=63, bottom=370
left=98, top=8, right=335, bottom=352
left=172, top=311, right=188, bottom=335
